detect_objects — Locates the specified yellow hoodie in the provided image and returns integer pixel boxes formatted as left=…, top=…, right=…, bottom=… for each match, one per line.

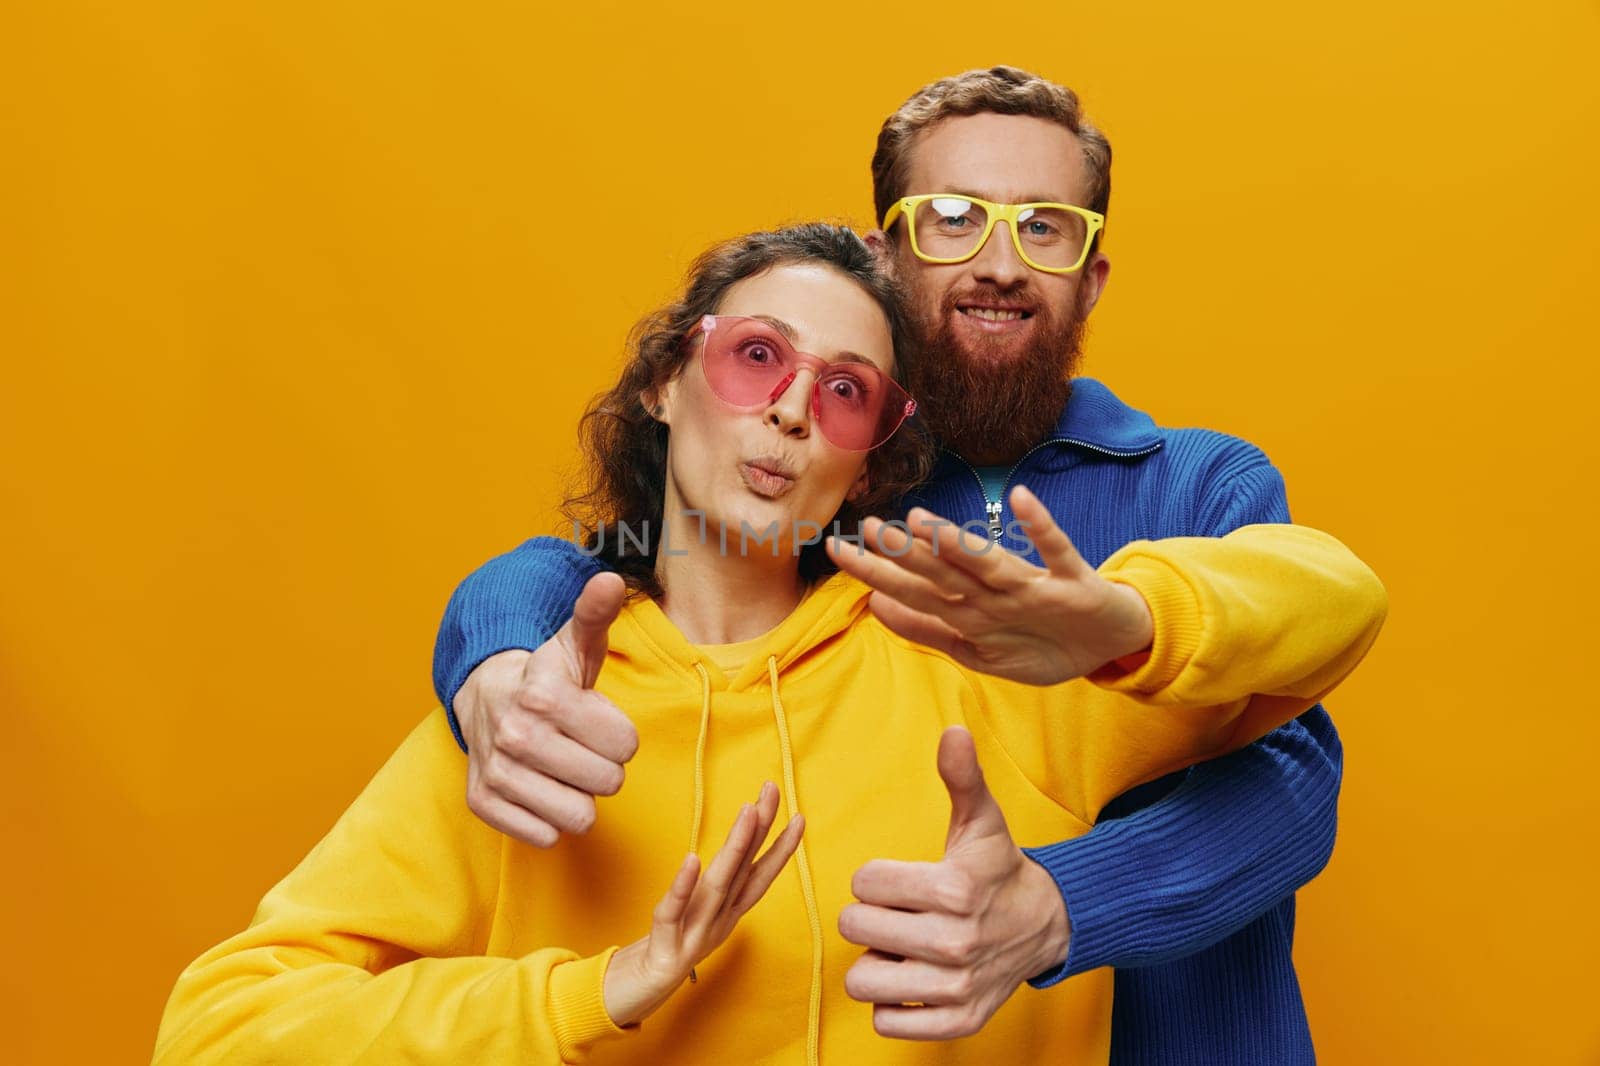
left=153, top=524, right=1386, bottom=1065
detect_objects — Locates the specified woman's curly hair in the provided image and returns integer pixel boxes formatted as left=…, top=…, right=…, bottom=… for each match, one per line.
left=562, top=222, right=934, bottom=597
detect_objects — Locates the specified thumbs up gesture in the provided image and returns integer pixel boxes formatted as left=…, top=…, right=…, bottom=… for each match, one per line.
left=457, top=572, right=641, bottom=847
left=838, top=728, right=1072, bottom=1039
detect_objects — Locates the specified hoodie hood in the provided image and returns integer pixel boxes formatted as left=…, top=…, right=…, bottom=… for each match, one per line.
left=610, top=572, right=875, bottom=692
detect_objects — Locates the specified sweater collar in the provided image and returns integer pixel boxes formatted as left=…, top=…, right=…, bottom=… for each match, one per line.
left=1031, top=377, right=1164, bottom=457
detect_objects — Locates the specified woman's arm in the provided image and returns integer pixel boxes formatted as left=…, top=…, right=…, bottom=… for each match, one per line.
left=829, top=492, right=1384, bottom=820
left=154, top=715, right=800, bottom=1065
left=153, top=714, right=615, bottom=1064
left=832, top=478, right=1376, bottom=1032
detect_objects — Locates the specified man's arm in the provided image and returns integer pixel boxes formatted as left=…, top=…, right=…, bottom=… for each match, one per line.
left=1024, top=707, right=1338, bottom=979
left=1024, top=454, right=1346, bottom=984
left=834, top=455, right=1375, bottom=1037
left=432, top=535, right=603, bottom=745
left=432, top=537, right=638, bottom=847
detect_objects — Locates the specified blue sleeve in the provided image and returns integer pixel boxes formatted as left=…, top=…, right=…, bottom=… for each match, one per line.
left=431, top=536, right=606, bottom=752
left=1021, top=453, right=1346, bottom=983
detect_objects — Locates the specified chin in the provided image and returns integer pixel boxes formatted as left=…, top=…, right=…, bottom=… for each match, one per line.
left=698, top=498, right=786, bottom=554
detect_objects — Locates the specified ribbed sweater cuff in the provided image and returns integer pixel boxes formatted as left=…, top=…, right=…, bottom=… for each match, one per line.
left=441, top=601, right=571, bottom=740
left=1092, top=552, right=1203, bottom=696
left=548, top=947, right=629, bottom=1062
left=434, top=539, right=600, bottom=752
left=1023, top=832, right=1153, bottom=984
left=1023, top=712, right=1342, bottom=985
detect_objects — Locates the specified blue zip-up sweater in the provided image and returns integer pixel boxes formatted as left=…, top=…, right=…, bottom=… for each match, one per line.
left=433, top=378, right=1338, bottom=1065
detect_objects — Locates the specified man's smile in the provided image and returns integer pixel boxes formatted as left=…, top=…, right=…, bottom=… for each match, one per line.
left=955, top=302, right=1036, bottom=335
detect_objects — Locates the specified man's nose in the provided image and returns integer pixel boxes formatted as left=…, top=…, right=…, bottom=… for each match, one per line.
left=764, top=370, right=814, bottom=438
left=969, top=220, right=1028, bottom=288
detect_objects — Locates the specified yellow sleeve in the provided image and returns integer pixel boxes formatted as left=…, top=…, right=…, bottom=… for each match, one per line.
left=975, top=523, right=1386, bottom=823
left=1093, top=523, right=1387, bottom=710
left=151, top=713, right=630, bottom=1065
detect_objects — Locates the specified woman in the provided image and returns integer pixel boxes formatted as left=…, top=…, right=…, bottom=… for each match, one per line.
left=153, top=224, right=1384, bottom=1064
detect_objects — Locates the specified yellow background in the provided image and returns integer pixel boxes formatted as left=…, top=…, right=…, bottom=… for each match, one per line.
left=3, top=1, right=1597, bottom=1062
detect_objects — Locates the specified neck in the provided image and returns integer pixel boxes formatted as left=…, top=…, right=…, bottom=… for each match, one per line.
left=653, top=500, right=806, bottom=645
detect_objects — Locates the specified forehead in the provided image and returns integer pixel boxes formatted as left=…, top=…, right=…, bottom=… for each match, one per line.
left=713, top=263, right=895, bottom=372
left=903, top=112, right=1091, bottom=207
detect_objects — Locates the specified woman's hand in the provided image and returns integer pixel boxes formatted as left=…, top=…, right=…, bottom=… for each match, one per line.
left=602, top=781, right=804, bottom=1027
left=826, top=485, right=1154, bottom=686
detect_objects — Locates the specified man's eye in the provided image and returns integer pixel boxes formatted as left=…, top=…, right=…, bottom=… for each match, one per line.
left=741, top=343, right=776, bottom=364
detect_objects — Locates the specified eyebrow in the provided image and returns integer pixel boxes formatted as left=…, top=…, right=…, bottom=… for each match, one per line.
left=751, top=315, right=875, bottom=366
left=941, top=186, right=1074, bottom=206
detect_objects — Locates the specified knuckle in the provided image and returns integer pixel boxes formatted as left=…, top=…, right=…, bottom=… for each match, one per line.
left=517, top=673, right=562, bottom=716
left=935, top=869, right=977, bottom=914
left=936, top=925, right=980, bottom=966
left=478, top=757, right=510, bottom=795
left=492, top=714, right=530, bottom=756
left=944, top=970, right=976, bottom=1002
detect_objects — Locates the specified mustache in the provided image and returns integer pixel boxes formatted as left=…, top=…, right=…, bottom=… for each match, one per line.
left=941, top=282, right=1046, bottom=315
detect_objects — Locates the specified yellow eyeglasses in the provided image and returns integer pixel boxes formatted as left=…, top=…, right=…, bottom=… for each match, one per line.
left=881, top=193, right=1105, bottom=274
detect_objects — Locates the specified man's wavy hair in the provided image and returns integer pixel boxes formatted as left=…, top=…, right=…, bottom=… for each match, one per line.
left=871, top=66, right=1112, bottom=250
left=563, top=222, right=934, bottom=598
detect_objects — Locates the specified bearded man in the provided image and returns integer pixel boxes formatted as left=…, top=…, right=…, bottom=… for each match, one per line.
left=434, top=67, right=1344, bottom=1065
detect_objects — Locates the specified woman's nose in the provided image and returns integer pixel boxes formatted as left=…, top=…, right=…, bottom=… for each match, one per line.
left=764, top=369, right=814, bottom=437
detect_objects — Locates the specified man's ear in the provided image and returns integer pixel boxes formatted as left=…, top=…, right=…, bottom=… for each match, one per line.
left=864, top=229, right=896, bottom=277
left=1076, top=252, right=1112, bottom=317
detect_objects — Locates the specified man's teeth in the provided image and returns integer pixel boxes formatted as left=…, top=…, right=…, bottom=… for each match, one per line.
left=961, top=308, right=1026, bottom=321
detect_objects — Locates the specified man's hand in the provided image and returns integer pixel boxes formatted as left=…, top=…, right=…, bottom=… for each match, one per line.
left=825, top=485, right=1153, bottom=686
left=838, top=728, right=1071, bottom=1040
left=456, top=573, right=640, bottom=847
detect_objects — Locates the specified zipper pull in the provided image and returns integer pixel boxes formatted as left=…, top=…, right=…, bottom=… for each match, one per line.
left=986, top=499, right=1003, bottom=542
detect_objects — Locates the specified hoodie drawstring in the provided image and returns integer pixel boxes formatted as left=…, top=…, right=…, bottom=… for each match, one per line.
left=768, top=655, right=823, bottom=1066
left=686, top=657, right=822, bottom=1064
left=689, top=663, right=713, bottom=858
left=687, top=663, right=713, bottom=985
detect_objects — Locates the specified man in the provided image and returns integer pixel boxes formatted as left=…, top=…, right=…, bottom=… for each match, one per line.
left=435, top=67, right=1343, bottom=1064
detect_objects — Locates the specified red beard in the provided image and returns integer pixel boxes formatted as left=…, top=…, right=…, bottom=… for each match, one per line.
left=903, top=283, right=1087, bottom=466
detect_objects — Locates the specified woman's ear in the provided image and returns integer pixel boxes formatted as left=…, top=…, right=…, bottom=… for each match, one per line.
left=640, top=380, right=674, bottom=424
left=845, top=465, right=871, bottom=504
